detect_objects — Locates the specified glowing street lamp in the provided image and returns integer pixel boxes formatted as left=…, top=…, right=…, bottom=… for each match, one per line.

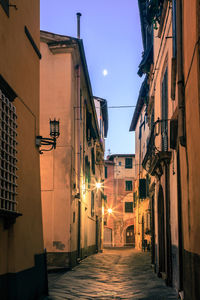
left=95, top=181, right=102, bottom=190
left=108, top=208, right=113, bottom=214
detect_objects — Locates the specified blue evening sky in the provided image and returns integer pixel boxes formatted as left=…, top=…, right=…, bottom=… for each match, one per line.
left=40, top=0, right=144, bottom=156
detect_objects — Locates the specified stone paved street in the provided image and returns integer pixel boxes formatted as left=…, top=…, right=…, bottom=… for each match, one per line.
left=44, top=249, right=177, bottom=300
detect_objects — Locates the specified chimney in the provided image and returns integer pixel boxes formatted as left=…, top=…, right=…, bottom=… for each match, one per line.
left=76, top=12, right=82, bottom=39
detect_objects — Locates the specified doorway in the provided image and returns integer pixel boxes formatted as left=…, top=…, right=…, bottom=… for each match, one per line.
left=126, top=225, right=135, bottom=247
left=158, top=185, right=165, bottom=274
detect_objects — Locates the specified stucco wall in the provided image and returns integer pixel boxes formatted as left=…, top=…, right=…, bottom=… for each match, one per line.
left=40, top=41, right=72, bottom=254
left=0, top=0, right=43, bottom=275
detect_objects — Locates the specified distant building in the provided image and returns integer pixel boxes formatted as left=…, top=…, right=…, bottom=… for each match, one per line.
left=40, top=30, right=108, bottom=268
left=129, top=77, right=152, bottom=251
left=103, top=154, right=136, bottom=248
left=0, top=2, right=47, bottom=299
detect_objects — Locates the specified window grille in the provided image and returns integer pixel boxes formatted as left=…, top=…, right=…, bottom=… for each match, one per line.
left=0, top=89, right=18, bottom=214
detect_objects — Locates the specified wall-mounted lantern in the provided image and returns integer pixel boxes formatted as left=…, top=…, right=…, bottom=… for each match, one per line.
left=36, top=119, right=60, bottom=154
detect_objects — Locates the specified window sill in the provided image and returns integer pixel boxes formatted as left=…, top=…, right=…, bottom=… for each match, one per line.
left=0, top=209, right=22, bottom=229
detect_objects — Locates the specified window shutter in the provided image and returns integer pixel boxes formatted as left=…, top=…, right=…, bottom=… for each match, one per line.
left=170, top=119, right=178, bottom=149
left=139, top=179, right=146, bottom=199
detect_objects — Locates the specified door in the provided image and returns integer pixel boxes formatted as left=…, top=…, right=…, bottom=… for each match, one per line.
left=158, top=185, right=165, bottom=274
left=104, top=227, right=112, bottom=247
left=96, top=216, right=99, bottom=252
left=126, top=225, right=135, bottom=247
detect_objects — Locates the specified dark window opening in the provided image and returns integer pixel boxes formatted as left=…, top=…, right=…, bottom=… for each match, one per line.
left=139, top=179, right=146, bottom=199
left=125, top=158, right=132, bottom=169
left=125, top=180, right=132, bottom=191
left=105, top=166, right=107, bottom=178
left=125, top=202, right=133, bottom=213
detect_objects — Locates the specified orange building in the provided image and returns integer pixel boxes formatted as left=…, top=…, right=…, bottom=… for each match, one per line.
left=177, top=1, right=200, bottom=299
left=103, top=154, right=136, bottom=248
left=0, top=1, right=47, bottom=299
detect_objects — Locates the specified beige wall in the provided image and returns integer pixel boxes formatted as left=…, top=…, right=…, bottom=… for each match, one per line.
left=40, top=33, right=104, bottom=265
left=40, top=41, right=73, bottom=254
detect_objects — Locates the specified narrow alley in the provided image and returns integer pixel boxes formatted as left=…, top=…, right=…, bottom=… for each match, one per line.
left=44, top=249, right=177, bottom=300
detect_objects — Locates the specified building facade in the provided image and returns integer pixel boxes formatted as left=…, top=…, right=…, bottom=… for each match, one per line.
left=134, top=0, right=180, bottom=291
left=177, top=1, right=200, bottom=299
left=133, top=0, right=200, bottom=298
left=129, top=77, right=152, bottom=252
left=103, top=154, right=136, bottom=248
left=0, top=2, right=47, bottom=299
left=40, top=31, right=108, bottom=268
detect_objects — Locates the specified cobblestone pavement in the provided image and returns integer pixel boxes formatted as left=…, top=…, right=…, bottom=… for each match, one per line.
left=44, top=248, right=177, bottom=300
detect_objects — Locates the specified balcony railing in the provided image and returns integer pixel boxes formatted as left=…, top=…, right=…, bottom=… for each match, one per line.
left=142, top=119, right=171, bottom=177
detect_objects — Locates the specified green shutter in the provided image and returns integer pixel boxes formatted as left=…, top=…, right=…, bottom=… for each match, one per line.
left=139, top=179, right=146, bottom=199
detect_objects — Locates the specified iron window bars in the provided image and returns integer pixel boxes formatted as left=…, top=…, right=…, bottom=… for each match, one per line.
left=0, top=89, right=21, bottom=223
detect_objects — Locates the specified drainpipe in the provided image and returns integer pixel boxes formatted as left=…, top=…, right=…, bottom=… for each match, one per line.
left=176, top=0, right=186, bottom=147
left=76, top=65, right=81, bottom=192
left=75, top=13, right=81, bottom=192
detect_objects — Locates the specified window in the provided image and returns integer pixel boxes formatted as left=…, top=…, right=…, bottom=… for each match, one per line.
left=125, top=158, right=132, bottom=169
left=91, top=191, right=94, bottom=217
left=139, top=178, right=146, bottom=199
left=85, top=156, right=90, bottom=188
left=119, top=161, right=121, bottom=166
left=0, top=0, right=9, bottom=16
left=125, top=180, right=132, bottom=191
left=73, top=212, right=75, bottom=223
left=125, top=202, right=133, bottom=213
left=161, top=68, right=168, bottom=151
left=105, top=166, right=107, bottom=178
left=0, top=89, right=18, bottom=214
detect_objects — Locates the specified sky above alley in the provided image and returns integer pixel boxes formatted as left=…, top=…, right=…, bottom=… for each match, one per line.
left=40, top=0, right=144, bottom=156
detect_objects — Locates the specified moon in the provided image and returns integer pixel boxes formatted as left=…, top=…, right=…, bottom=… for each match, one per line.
left=102, top=69, right=108, bottom=76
